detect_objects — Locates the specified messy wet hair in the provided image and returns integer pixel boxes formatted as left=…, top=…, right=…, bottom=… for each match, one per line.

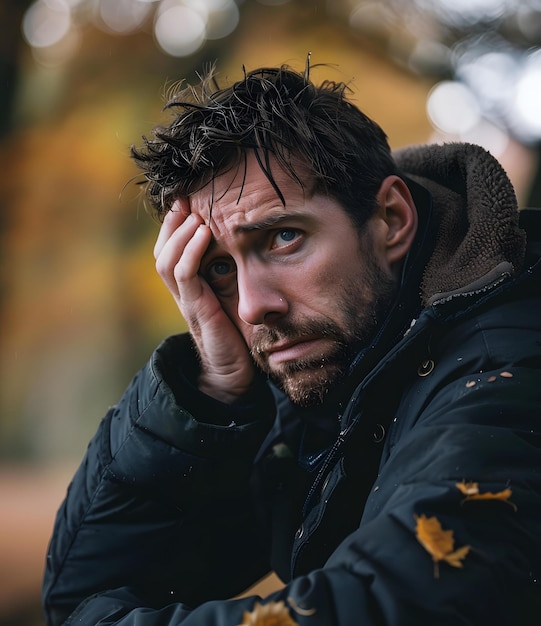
left=131, top=60, right=398, bottom=229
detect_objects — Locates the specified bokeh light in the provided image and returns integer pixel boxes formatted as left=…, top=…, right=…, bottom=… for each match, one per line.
left=22, top=0, right=72, bottom=49
left=204, top=0, right=239, bottom=41
left=154, top=2, right=206, bottom=57
left=514, top=51, right=541, bottom=141
left=427, top=81, right=481, bottom=136
left=415, top=0, right=511, bottom=26
left=97, top=0, right=154, bottom=34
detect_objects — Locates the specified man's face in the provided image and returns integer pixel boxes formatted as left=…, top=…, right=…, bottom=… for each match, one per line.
left=190, top=155, right=398, bottom=406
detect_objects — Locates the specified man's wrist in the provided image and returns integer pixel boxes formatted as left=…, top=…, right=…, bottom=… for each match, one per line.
left=198, top=372, right=254, bottom=405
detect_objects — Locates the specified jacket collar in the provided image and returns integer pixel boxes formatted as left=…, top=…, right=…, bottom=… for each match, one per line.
left=394, top=142, right=526, bottom=305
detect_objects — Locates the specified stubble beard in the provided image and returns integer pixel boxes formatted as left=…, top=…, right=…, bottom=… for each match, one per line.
left=250, top=264, right=398, bottom=407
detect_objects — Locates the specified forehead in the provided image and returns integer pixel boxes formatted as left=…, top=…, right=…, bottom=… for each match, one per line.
left=189, top=154, right=312, bottom=228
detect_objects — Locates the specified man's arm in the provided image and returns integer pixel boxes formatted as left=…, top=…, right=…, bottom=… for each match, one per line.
left=42, top=334, right=275, bottom=626
left=44, top=196, right=275, bottom=625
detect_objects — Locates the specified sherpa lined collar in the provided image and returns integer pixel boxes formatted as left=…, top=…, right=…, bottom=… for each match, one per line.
left=394, top=142, right=526, bottom=306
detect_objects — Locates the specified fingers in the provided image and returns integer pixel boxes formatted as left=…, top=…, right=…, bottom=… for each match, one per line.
left=172, top=223, right=212, bottom=303
left=153, top=198, right=191, bottom=260
left=154, top=199, right=212, bottom=303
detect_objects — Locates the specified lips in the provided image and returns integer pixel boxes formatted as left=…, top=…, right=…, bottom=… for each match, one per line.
left=264, top=336, right=327, bottom=366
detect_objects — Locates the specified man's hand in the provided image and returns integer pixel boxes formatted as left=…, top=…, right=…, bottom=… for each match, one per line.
left=154, top=200, right=256, bottom=404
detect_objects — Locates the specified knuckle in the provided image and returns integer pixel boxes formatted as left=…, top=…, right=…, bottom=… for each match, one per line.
left=155, top=256, right=170, bottom=278
left=173, top=263, right=189, bottom=284
left=162, top=214, right=175, bottom=230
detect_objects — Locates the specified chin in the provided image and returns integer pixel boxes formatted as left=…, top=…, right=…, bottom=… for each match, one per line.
left=277, top=364, right=346, bottom=407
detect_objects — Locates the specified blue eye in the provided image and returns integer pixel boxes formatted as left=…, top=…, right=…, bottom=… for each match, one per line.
left=204, top=259, right=236, bottom=287
left=279, top=230, right=296, bottom=241
left=273, top=229, right=300, bottom=247
left=212, top=261, right=232, bottom=276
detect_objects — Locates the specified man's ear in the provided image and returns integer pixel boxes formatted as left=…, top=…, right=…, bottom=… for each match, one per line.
left=374, top=175, right=418, bottom=267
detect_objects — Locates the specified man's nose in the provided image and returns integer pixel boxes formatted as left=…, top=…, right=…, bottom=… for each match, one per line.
left=237, top=267, right=288, bottom=326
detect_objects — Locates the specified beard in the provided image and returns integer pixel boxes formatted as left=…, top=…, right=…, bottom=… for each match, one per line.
left=250, top=261, right=398, bottom=407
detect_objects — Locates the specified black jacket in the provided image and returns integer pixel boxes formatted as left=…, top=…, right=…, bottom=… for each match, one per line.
left=43, top=144, right=541, bottom=625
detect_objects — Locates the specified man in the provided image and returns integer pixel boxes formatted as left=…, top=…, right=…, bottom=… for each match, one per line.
left=43, top=64, right=541, bottom=625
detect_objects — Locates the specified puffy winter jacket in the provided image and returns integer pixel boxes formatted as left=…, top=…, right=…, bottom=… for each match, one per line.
left=43, top=144, right=541, bottom=625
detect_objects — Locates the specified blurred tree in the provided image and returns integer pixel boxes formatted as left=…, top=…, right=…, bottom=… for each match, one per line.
left=0, top=0, right=32, bottom=138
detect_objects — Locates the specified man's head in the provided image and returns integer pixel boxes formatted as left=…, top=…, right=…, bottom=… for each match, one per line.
left=140, top=64, right=418, bottom=406
left=132, top=63, right=398, bottom=232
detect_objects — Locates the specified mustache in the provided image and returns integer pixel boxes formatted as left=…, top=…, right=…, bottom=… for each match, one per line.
left=250, top=318, right=346, bottom=356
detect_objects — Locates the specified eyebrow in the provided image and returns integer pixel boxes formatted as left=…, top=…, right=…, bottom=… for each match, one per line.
left=234, top=211, right=302, bottom=234
left=203, top=209, right=312, bottom=257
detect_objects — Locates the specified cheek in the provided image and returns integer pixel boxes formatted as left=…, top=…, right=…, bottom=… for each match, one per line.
left=218, top=296, right=246, bottom=333
left=220, top=297, right=252, bottom=339
left=238, top=324, right=257, bottom=349
left=280, top=254, right=353, bottom=314
left=304, top=254, right=357, bottom=297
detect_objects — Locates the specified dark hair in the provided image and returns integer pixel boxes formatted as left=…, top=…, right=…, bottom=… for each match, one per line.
left=131, top=62, right=398, bottom=229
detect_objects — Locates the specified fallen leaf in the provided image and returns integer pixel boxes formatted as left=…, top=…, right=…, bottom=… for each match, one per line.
left=414, top=514, right=470, bottom=578
left=456, top=481, right=479, bottom=496
left=237, top=601, right=299, bottom=626
left=456, top=482, right=517, bottom=511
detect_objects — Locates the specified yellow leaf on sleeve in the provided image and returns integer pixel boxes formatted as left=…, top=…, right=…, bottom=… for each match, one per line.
left=237, top=601, right=300, bottom=626
left=456, top=482, right=517, bottom=510
left=414, top=514, right=471, bottom=578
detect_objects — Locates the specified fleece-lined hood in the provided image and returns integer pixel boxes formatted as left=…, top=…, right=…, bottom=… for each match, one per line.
left=394, top=142, right=526, bottom=306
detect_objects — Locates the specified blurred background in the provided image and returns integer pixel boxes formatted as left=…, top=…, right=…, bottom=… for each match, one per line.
left=1, top=0, right=540, bottom=624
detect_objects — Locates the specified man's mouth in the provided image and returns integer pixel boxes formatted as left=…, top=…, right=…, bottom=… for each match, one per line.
left=263, top=336, right=329, bottom=366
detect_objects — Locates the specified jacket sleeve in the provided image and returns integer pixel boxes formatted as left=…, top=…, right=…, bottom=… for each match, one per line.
left=42, top=333, right=276, bottom=626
